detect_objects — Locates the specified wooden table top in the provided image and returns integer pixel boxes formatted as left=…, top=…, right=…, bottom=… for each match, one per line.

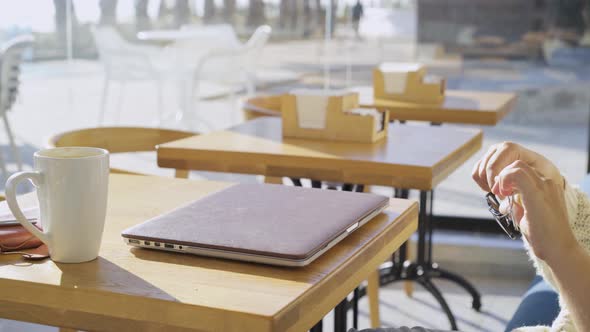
left=0, top=174, right=417, bottom=332
left=158, top=117, right=483, bottom=190
left=353, top=85, right=517, bottom=125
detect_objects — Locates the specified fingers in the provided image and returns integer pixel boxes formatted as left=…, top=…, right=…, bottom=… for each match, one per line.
left=498, top=197, right=511, bottom=215
left=498, top=194, right=524, bottom=223
left=511, top=201, right=525, bottom=225
left=471, top=159, right=482, bottom=188
left=472, top=146, right=497, bottom=192
left=494, top=161, right=542, bottom=201
left=472, top=142, right=521, bottom=193
left=485, top=142, right=519, bottom=193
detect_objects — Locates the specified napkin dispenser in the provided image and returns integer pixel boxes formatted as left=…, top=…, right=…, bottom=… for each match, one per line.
left=373, top=62, right=445, bottom=104
left=281, top=89, right=388, bottom=143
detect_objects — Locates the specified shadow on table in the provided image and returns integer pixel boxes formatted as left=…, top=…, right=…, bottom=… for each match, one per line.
left=0, top=255, right=177, bottom=302
left=129, top=209, right=403, bottom=285
left=128, top=242, right=333, bottom=285
left=57, top=257, right=178, bottom=301
left=226, top=117, right=475, bottom=169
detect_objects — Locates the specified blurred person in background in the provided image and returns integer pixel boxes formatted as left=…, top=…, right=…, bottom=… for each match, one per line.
left=352, top=0, right=363, bottom=39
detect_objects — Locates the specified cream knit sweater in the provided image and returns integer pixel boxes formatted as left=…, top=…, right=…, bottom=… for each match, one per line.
left=513, top=181, right=590, bottom=332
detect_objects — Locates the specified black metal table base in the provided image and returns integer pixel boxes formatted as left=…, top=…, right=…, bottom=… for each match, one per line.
left=378, top=190, right=481, bottom=331
left=310, top=281, right=361, bottom=332
left=294, top=179, right=482, bottom=331
left=356, top=189, right=481, bottom=330
left=299, top=179, right=361, bottom=332
left=375, top=261, right=481, bottom=330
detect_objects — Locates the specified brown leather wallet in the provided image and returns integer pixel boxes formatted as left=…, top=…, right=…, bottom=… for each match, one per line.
left=0, top=224, right=43, bottom=252
left=0, top=208, right=48, bottom=260
left=0, top=207, right=41, bottom=252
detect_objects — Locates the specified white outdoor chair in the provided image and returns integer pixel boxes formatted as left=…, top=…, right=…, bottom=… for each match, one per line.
left=0, top=34, right=34, bottom=175
left=92, top=26, right=168, bottom=125
left=183, top=25, right=272, bottom=128
left=179, top=24, right=242, bottom=48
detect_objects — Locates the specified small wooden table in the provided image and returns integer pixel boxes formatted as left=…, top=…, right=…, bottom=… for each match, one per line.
left=157, top=118, right=483, bottom=191
left=353, top=85, right=517, bottom=125
left=157, top=118, right=484, bottom=330
left=0, top=174, right=417, bottom=332
left=242, top=88, right=517, bottom=126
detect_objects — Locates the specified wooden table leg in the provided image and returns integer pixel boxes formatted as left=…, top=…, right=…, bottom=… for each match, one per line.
left=404, top=243, right=414, bottom=297
left=264, top=176, right=283, bottom=184
left=367, top=270, right=381, bottom=328
left=361, top=184, right=383, bottom=327
left=174, top=169, right=189, bottom=179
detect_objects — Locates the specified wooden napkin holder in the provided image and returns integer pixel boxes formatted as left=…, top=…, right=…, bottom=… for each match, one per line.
left=373, top=63, right=445, bottom=104
left=281, top=91, right=388, bottom=143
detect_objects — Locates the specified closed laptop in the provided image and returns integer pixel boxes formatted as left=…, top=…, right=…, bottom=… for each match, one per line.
left=122, top=183, right=389, bottom=266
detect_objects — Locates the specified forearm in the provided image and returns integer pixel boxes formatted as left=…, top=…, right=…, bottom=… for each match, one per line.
left=547, top=244, right=590, bottom=331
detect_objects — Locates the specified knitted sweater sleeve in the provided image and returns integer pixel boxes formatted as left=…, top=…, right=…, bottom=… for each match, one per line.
left=525, top=180, right=590, bottom=290
left=518, top=180, right=590, bottom=332
left=566, top=183, right=590, bottom=255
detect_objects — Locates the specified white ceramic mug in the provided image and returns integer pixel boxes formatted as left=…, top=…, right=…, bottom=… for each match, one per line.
left=5, top=147, right=109, bottom=263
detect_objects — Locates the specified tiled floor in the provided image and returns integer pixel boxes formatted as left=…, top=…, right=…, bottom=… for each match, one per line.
left=354, top=276, right=530, bottom=332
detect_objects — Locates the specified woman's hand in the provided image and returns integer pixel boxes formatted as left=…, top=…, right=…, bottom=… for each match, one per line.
left=473, top=144, right=590, bottom=332
left=492, top=160, right=576, bottom=265
left=472, top=142, right=563, bottom=194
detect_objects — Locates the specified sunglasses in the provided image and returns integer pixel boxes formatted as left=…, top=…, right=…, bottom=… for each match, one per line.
left=485, top=193, right=521, bottom=240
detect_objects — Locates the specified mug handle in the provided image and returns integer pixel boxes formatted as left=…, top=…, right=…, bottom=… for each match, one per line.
left=5, top=171, right=49, bottom=245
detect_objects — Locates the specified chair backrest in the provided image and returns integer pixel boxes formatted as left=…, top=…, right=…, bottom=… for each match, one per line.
left=242, top=95, right=282, bottom=121
left=92, top=27, right=155, bottom=78
left=242, top=25, right=272, bottom=70
left=47, top=127, right=196, bottom=154
left=92, top=26, right=126, bottom=52
left=173, top=24, right=242, bottom=73
left=0, top=35, right=34, bottom=113
left=180, top=24, right=241, bottom=48
left=245, top=25, right=272, bottom=51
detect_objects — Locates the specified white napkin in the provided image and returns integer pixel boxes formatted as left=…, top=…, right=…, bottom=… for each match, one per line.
left=347, top=108, right=384, bottom=132
left=379, top=63, right=422, bottom=94
left=291, top=89, right=348, bottom=129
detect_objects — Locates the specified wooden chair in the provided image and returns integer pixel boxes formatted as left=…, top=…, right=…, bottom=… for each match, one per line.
left=242, top=94, right=282, bottom=121
left=47, top=127, right=196, bottom=178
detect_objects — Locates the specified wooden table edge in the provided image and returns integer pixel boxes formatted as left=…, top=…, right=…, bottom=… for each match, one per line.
left=273, top=200, right=419, bottom=331
left=364, top=91, right=518, bottom=126
left=431, top=129, right=484, bottom=188
left=157, top=146, right=434, bottom=190
left=0, top=185, right=419, bottom=332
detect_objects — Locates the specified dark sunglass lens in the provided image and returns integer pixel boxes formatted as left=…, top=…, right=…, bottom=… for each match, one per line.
left=486, top=193, right=500, bottom=209
left=486, top=193, right=520, bottom=240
